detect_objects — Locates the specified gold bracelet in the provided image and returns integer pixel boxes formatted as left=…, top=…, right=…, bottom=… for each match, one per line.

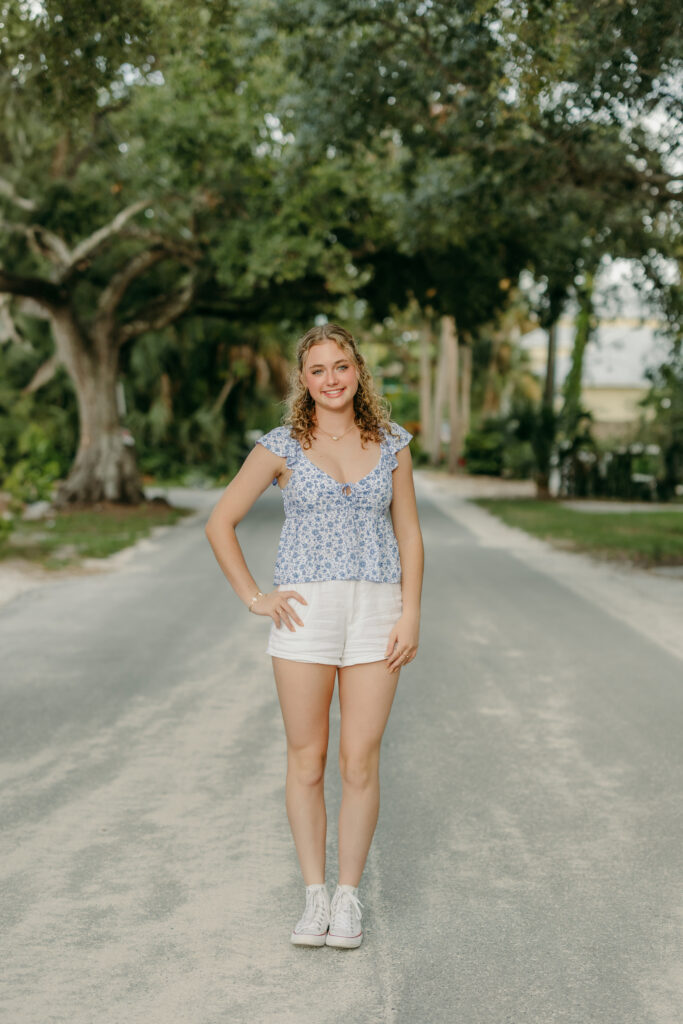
left=248, top=591, right=264, bottom=613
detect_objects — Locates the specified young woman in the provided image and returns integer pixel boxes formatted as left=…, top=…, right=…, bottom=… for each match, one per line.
left=205, top=323, right=424, bottom=949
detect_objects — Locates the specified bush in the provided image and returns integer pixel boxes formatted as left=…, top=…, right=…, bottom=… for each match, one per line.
left=502, top=439, right=536, bottom=479
left=0, top=515, right=13, bottom=551
left=1, top=422, right=64, bottom=503
left=464, top=425, right=505, bottom=475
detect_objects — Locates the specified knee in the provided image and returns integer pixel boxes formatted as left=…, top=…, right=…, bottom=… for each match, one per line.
left=339, top=750, right=379, bottom=790
left=288, top=747, right=327, bottom=787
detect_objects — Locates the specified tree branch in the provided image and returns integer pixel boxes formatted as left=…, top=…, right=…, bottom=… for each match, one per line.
left=64, top=199, right=152, bottom=275
left=117, top=278, right=195, bottom=346
left=0, top=177, right=36, bottom=212
left=0, top=271, right=65, bottom=308
left=21, top=353, right=62, bottom=394
left=0, top=221, right=72, bottom=265
left=66, top=98, right=133, bottom=179
left=211, top=375, right=236, bottom=415
left=16, top=297, right=52, bottom=321
left=96, top=236, right=200, bottom=325
left=0, top=294, right=26, bottom=345
left=32, top=225, right=73, bottom=265
left=96, top=247, right=171, bottom=322
left=117, top=226, right=202, bottom=258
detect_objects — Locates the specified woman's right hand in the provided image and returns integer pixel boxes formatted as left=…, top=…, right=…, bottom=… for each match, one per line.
left=251, top=590, right=308, bottom=630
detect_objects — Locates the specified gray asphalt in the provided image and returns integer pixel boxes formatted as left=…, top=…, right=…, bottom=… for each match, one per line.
left=1, top=481, right=682, bottom=1024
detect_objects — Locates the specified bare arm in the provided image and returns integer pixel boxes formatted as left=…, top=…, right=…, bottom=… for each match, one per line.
left=390, top=446, right=424, bottom=617
left=386, top=445, right=424, bottom=669
left=204, top=443, right=306, bottom=628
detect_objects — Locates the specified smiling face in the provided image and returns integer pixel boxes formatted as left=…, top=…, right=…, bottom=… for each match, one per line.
left=301, top=340, right=360, bottom=411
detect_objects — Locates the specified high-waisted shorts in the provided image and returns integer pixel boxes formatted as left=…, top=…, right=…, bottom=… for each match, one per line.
left=265, top=579, right=403, bottom=667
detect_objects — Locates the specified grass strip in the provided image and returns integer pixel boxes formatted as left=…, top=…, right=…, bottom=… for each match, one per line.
left=473, top=499, right=683, bottom=568
left=0, top=500, right=196, bottom=570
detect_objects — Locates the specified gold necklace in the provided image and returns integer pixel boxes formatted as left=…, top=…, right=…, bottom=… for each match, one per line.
left=315, top=421, right=357, bottom=442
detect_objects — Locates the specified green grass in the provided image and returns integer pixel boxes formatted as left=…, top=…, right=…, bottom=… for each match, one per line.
left=473, top=499, right=683, bottom=568
left=0, top=501, right=196, bottom=570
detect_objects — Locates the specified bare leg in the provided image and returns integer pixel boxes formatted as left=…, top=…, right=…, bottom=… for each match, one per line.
left=272, top=657, right=337, bottom=885
left=336, top=659, right=401, bottom=886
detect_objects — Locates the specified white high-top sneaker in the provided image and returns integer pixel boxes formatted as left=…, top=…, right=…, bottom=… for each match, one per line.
left=290, top=883, right=331, bottom=946
left=326, top=884, right=363, bottom=948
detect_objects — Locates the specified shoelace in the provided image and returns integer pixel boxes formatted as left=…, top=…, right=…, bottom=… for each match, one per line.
left=331, top=889, right=363, bottom=932
left=295, top=888, right=329, bottom=933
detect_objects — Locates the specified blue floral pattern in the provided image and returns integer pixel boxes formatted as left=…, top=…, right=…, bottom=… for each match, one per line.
left=255, top=421, right=413, bottom=585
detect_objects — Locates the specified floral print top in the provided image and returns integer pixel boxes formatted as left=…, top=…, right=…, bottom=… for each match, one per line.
left=254, top=421, right=413, bottom=585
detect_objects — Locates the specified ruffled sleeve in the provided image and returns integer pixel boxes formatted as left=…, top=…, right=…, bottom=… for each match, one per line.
left=381, top=422, right=413, bottom=470
left=254, top=426, right=299, bottom=486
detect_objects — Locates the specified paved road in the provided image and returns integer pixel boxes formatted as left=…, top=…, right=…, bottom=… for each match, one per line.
left=1, top=480, right=682, bottom=1024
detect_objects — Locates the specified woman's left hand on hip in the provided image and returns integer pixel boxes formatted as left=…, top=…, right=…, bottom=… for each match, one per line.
left=385, top=612, right=419, bottom=672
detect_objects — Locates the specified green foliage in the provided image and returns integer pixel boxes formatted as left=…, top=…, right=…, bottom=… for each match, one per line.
left=508, top=397, right=559, bottom=489
left=642, top=343, right=683, bottom=498
left=119, top=315, right=288, bottom=480
left=465, top=413, right=537, bottom=479
left=502, top=440, right=536, bottom=481
left=1, top=0, right=156, bottom=118
left=464, top=424, right=505, bottom=476
left=2, top=422, right=63, bottom=502
left=0, top=337, right=76, bottom=502
left=380, top=386, right=419, bottom=433
left=272, top=0, right=680, bottom=327
left=0, top=515, right=12, bottom=549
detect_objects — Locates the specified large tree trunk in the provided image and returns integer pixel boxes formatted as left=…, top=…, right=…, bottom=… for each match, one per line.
left=418, top=318, right=433, bottom=450
left=50, top=309, right=144, bottom=506
left=430, top=319, right=448, bottom=465
left=544, top=320, right=558, bottom=405
left=459, top=340, right=472, bottom=458
left=535, top=319, right=559, bottom=500
left=561, top=271, right=594, bottom=434
left=481, top=337, right=501, bottom=417
left=444, top=315, right=460, bottom=473
left=0, top=197, right=196, bottom=507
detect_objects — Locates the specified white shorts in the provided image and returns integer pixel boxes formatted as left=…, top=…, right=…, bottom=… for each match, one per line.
left=265, top=579, right=403, bottom=667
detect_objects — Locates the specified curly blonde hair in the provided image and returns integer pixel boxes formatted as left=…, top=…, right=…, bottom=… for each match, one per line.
left=283, top=323, right=398, bottom=450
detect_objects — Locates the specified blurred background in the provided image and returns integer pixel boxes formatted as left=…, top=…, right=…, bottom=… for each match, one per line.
left=0, top=0, right=681, bottom=563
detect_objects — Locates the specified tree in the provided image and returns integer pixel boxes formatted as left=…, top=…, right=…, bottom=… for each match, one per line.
left=268, top=0, right=682, bottom=483
left=0, top=1, right=199, bottom=501
left=0, top=0, right=359, bottom=502
left=0, top=195, right=202, bottom=502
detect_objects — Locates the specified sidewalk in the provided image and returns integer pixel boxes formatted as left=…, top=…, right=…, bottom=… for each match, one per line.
left=416, top=468, right=536, bottom=498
